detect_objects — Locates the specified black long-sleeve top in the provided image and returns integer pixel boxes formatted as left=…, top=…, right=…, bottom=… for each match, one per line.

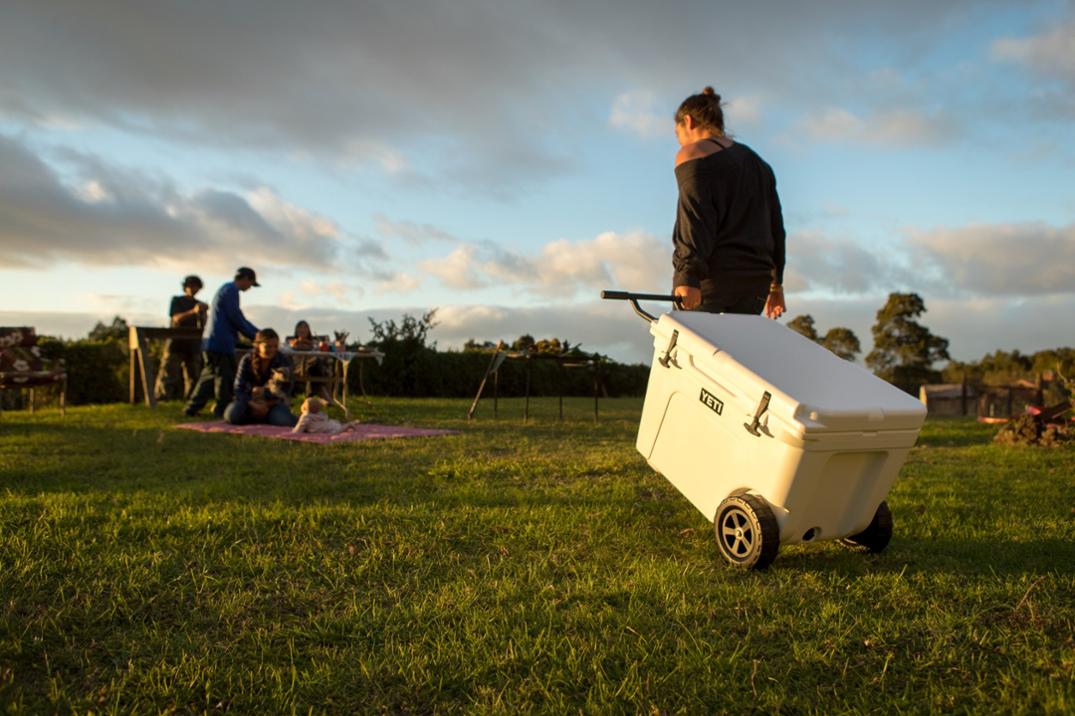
left=672, top=142, right=786, bottom=292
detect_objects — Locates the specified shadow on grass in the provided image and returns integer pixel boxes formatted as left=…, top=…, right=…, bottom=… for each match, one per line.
left=776, top=536, right=1075, bottom=578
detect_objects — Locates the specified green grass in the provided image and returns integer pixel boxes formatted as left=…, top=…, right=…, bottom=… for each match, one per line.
left=1, top=398, right=1073, bottom=714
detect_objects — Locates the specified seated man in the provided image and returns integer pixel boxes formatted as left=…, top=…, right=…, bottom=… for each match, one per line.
left=224, top=328, right=297, bottom=427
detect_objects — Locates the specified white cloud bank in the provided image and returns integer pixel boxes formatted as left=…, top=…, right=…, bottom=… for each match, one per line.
left=420, top=230, right=668, bottom=298
left=0, top=133, right=385, bottom=277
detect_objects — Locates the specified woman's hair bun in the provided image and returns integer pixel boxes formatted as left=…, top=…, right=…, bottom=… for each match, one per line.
left=702, top=86, right=721, bottom=101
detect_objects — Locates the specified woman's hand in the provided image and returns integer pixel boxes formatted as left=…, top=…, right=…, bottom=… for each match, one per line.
left=764, top=286, right=786, bottom=319
left=673, top=285, right=701, bottom=310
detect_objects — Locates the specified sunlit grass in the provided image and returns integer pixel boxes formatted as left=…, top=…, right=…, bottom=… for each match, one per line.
left=1, top=399, right=1073, bottom=713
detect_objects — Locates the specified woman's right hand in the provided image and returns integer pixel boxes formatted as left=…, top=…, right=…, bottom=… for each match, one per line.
left=673, top=285, right=701, bottom=310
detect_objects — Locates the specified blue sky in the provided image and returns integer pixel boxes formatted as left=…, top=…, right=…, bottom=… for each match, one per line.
left=2, top=0, right=1073, bottom=364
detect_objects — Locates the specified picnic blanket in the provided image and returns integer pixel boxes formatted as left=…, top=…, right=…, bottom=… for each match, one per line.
left=176, top=421, right=455, bottom=444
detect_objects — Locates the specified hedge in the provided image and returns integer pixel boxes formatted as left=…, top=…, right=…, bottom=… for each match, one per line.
left=3, top=336, right=649, bottom=406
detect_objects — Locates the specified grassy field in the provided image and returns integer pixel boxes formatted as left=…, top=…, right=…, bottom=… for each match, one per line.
left=1, top=397, right=1073, bottom=714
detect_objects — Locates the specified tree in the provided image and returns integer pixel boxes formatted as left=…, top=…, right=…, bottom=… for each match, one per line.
left=821, top=327, right=861, bottom=362
left=865, top=293, right=950, bottom=386
left=511, top=334, right=535, bottom=352
left=787, top=315, right=819, bottom=342
left=88, top=316, right=129, bottom=342
left=368, top=309, right=438, bottom=349
left=463, top=339, right=499, bottom=352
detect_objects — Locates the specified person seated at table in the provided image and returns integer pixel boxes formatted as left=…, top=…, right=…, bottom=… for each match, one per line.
left=224, top=328, right=297, bottom=427
left=288, top=319, right=331, bottom=399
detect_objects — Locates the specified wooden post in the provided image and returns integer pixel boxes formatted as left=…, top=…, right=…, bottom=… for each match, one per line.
left=129, top=325, right=138, bottom=404
left=137, top=331, right=156, bottom=408
left=961, top=373, right=968, bottom=416
left=467, top=342, right=504, bottom=420
left=493, top=366, right=499, bottom=419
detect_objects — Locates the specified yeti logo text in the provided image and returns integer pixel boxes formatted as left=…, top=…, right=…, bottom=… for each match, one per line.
left=699, top=388, right=724, bottom=415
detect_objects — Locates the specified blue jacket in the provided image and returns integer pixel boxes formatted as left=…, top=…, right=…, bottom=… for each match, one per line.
left=205, top=281, right=258, bottom=353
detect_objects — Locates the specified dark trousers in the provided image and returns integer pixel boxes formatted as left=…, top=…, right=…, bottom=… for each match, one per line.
left=155, top=343, right=202, bottom=401
left=697, top=279, right=770, bottom=315
left=223, top=398, right=297, bottom=427
left=184, top=351, right=237, bottom=417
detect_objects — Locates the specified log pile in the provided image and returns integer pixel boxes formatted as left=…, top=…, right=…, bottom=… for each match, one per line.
left=994, top=403, right=1072, bottom=447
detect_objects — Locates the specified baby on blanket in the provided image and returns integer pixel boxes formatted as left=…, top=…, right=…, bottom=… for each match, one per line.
left=291, top=397, right=359, bottom=435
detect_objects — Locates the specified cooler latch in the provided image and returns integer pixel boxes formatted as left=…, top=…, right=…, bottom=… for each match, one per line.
left=658, top=329, right=680, bottom=369
left=744, top=391, right=772, bottom=436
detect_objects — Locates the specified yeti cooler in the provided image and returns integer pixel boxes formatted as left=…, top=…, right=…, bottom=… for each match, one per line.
left=604, top=291, right=927, bottom=569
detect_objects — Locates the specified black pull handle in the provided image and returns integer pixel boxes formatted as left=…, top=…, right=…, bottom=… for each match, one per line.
left=601, top=290, right=684, bottom=323
left=601, top=290, right=682, bottom=304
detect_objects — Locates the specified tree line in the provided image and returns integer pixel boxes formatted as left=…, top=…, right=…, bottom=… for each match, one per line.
left=10, top=293, right=1070, bottom=406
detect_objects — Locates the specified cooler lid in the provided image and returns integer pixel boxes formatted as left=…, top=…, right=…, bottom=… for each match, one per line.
left=652, top=312, right=926, bottom=433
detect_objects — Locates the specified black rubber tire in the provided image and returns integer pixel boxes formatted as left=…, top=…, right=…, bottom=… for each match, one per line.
left=842, top=500, right=893, bottom=553
left=714, top=494, right=780, bottom=570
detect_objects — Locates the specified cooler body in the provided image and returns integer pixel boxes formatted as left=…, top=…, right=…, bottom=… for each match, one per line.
left=637, top=313, right=926, bottom=546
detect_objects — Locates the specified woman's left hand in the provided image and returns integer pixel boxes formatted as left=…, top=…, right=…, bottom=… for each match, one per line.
left=764, top=287, right=785, bottom=319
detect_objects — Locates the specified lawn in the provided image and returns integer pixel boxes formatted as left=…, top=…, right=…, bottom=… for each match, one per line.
left=1, top=398, right=1073, bottom=713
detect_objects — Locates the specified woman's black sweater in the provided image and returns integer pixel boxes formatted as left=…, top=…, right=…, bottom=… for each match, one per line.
left=672, top=142, right=786, bottom=293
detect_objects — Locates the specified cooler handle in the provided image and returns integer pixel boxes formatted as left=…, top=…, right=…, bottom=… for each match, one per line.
left=600, top=290, right=684, bottom=323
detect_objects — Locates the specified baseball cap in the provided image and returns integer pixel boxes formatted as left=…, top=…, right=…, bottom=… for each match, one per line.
left=235, top=267, right=260, bottom=287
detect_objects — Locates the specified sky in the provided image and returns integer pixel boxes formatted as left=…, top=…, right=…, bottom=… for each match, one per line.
left=2, top=0, right=1073, bottom=365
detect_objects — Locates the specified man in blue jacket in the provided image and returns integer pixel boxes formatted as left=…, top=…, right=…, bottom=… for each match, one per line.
left=183, top=267, right=260, bottom=417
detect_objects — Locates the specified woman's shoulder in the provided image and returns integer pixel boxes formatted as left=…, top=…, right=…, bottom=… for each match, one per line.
left=675, top=138, right=739, bottom=170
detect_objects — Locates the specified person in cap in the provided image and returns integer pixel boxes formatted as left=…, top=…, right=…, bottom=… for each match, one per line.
left=154, top=275, right=208, bottom=401
left=183, top=267, right=260, bottom=417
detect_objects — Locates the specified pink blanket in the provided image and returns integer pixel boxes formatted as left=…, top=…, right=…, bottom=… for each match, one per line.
left=175, top=421, right=455, bottom=444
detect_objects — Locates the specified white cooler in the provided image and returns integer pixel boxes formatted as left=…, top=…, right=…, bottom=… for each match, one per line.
left=638, top=311, right=927, bottom=568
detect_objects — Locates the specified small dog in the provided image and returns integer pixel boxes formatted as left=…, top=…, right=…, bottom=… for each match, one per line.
left=291, top=396, right=359, bottom=435
left=248, top=367, right=291, bottom=419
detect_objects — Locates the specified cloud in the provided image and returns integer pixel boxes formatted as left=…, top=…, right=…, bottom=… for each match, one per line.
left=376, top=272, right=422, bottom=294
left=784, top=230, right=919, bottom=295
left=786, top=221, right=1075, bottom=300
left=0, top=1, right=1009, bottom=193
left=374, top=213, right=460, bottom=245
left=724, top=95, right=765, bottom=129
left=419, top=230, right=669, bottom=298
left=906, top=222, right=1075, bottom=296
left=799, top=107, right=956, bottom=146
left=0, top=133, right=379, bottom=275
left=991, top=16, right=1075, bottom=120
left=992, top=18, right=1075, bottom=85
left=419, top=245, right=491, bottom=290
left=609, top=91, right=670, bottom=138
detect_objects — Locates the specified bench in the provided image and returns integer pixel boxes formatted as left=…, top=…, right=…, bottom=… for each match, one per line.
left=0, top=326, right=67, bottom=416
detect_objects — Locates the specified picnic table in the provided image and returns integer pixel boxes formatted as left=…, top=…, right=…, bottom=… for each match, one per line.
left=282, top=346, right=384, bottom=419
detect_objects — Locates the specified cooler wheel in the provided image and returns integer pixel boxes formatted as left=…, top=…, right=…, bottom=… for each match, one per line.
left=714, top=494, right=779, bottom=570
left=841, top=500, right=893, bottom=553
